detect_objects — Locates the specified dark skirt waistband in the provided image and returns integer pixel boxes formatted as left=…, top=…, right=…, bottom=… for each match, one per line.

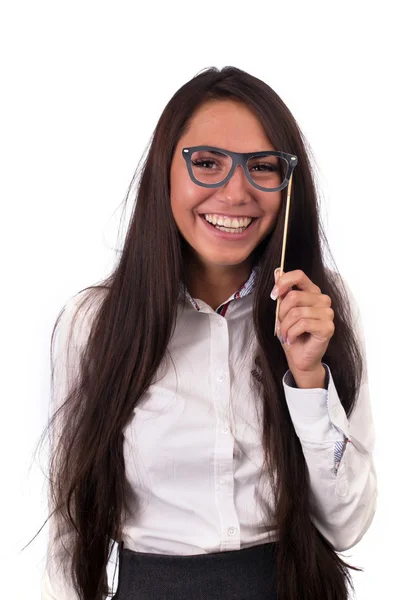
left=111, top=541, right=279, bottom=600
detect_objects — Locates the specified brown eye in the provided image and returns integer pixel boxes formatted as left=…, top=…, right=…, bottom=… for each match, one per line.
left=191, top=158, right=218, bottom=169
left=251, top=162, right=279, bottom=172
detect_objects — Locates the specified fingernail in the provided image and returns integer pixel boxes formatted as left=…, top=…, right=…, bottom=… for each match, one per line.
left=274, top=268, right=281, bottom=281
left=270, top=286, right=278, bottom=300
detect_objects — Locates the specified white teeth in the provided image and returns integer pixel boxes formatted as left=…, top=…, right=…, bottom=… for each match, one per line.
left=203, top=214, right=253, bottom=228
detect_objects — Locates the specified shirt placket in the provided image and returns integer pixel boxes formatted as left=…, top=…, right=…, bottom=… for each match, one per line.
left=209, top=312, right=240, bottom=551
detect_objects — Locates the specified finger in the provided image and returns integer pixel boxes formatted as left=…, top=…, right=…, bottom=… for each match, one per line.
left=277, top=290, right=332, bottom=322
left=276, top=269, right=321, bottom=297
left=270, top=268, right=284, bottom=300
left=271, top=269, right=295, bottom=300
left=274, top=267, right=285, bottom=284
left=279, top=306, right=334, bottom=343
left=285, top=317, right=335, bottom=346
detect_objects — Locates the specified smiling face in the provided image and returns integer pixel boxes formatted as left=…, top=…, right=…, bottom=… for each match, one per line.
left=169, top=99, right=283, bottom=271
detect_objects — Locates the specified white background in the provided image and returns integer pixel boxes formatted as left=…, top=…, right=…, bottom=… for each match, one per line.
left=1, top=1, right=414, bottom=598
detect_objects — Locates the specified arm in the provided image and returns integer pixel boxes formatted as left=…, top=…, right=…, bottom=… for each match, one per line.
left=282, top=279, right=377, bottom=552
left=41, top=290, right=113, bottom=599
left=41, top=292, right=86, bottom=599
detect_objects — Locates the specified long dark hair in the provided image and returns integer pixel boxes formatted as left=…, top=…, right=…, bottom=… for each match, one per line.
left=37, top=66, right=364, bottom=599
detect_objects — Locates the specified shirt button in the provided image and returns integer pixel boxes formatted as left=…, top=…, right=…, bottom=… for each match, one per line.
left=220, top=479, right=225, bottom=484
left=227, top=527, right=237, bottom=536
left=217, top=319, right=224, bottom=327
left=217, top=373, right=226, bottom=382
left=222, top=427, right=229, bottom=434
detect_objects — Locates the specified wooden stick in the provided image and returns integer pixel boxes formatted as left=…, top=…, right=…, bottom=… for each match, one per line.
left=274, top=173, right=294, bottom=336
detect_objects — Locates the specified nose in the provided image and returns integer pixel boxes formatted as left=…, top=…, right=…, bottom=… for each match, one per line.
left=220, top=163, right=251, bottom=203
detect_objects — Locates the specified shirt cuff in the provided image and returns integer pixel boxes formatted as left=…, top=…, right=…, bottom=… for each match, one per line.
left=282, top=363, right=350, bottom=443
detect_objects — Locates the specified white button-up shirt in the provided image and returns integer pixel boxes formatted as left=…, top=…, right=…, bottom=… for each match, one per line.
left=41, top=266, right=377, bottom=599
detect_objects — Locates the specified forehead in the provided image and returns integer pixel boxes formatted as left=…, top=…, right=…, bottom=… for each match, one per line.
left=183, top=99, right=274, bottom=153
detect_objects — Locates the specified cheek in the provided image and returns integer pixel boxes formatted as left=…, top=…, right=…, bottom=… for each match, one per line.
left=268, top=192, right=282, bottom=216
left=258, top=194, right=282, bottom=233
left=171, top=177, right=208, bottom=222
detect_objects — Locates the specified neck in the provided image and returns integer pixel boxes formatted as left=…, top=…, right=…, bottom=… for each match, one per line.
left=184, top=253, right=253, bottom=310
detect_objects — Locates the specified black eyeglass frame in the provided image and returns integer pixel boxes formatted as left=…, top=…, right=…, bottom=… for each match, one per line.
left=182, top=145, right=298, bottom=192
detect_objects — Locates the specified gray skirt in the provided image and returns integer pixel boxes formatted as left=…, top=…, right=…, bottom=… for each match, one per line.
left=111, top=541, right=279, bottom=600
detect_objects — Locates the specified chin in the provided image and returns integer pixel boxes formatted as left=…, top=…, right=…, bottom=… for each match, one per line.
left=200, top=251, right=253, bottom=267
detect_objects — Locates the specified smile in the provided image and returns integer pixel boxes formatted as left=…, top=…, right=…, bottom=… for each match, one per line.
left=199, top=214, right=258, bottom=240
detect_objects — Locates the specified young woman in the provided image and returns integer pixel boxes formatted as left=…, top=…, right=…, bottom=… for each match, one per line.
left=40, top=66, right=377, bottom=600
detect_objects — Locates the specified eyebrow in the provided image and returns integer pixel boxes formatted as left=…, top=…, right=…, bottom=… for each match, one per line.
left=201, top=148, right=227, bottom=155
left=203, top=147, right=276, bottom=156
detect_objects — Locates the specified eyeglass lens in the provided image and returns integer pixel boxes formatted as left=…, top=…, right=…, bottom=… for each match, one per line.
left=190, top=149, right=288, bottom=189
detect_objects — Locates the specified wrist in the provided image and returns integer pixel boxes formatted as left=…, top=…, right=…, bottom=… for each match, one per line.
left=290, top=363, right=326, bottom=389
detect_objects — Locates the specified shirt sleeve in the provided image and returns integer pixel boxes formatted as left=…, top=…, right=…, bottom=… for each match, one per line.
left=41, top=292, right=85, bottom=599
left=282, top=277, right=377, bottom=552
left=41, top=289, right=119, bottom=600
left=283, top=363, right=347, bottom=471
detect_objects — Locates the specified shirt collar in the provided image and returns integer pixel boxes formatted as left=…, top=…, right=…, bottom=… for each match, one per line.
left=179, top=261, right=261, bottom=315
